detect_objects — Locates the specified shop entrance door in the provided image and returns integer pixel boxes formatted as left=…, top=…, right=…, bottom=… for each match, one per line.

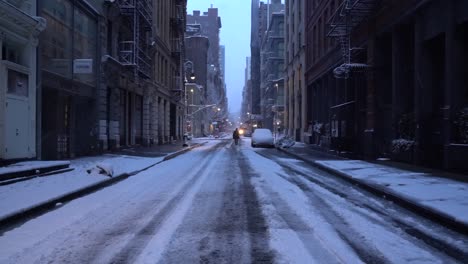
left=5, top=97, right=29, bottom=159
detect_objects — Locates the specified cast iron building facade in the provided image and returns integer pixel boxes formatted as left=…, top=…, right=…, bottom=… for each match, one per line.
left=100, top=0, right=187, bottom=152
left=100, top=0, right=155, bottom=152
left=37, top=0, right=186, bottom=160
left=305, top=0, right=468, bottom=172
left=38, top=0, right=103, bottom=159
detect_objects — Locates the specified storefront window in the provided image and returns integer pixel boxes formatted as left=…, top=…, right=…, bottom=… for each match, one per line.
left=73, top=8, right=97, bottom=85
left=40, top=0, right=97, bottom=86
left=7, top=69, right=29, bottom=97
left=41, top=0, right=73, bottom=78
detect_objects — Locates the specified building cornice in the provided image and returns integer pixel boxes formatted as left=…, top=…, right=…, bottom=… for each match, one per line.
left=0, top=1, right=46, bottom=38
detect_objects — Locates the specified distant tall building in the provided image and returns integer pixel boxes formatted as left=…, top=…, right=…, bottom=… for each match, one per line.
left=251, top=0, right=283, bottom=125
left=187, top=8, right=227, bottom=127
left=187, top=9, right=221, bottom=71
left=241, top=57, right=252, bottom=122
left=250, top=0, right=264, bottom=117
left=220, top=45, right=226, bottom=83
left=246, top=57, right=252, bottom=81
left=260, top=9, right=285, bottom=131
left=219, top=45, right=228, bottom=115
left=185, top=26, right=209, bottom=137
left=260, top=0, right=284, bottom=130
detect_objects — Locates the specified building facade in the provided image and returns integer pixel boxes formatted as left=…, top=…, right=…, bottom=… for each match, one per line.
left=151, top=0, right=186, bottom=144
left=187, top=8, right=225, bottom=133
left=99, top=0, right=185, bottom=154
left=0, top=0, right=45, bottom=162
left=260, top=11, right=285, bottom=131
left=241, top=56, right=252, bottom=124
left=185, top=24, right=209, bottom=137
left=38, top=0, right=102, bottom=159
left=250, top=0, right=265, bottom=118
left=37, top=0, right=186, bottom=160
left=284, top=0, right=306, bottom=141
left=98, top=0, right=155, bottom=153
left=305, top=0, right=468, bottom=172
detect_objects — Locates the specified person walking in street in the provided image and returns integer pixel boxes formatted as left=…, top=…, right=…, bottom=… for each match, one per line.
left=233, top=128, right=240, bottom=145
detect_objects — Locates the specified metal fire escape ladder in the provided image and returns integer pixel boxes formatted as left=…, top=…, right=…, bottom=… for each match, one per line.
left=118, top=0, right=153, bottom=82
left=171, top=3, right=185, bottom=103
left=327, top=0, right=380, bottom=78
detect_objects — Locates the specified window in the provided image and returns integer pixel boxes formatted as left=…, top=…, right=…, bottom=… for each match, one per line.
left=41, top=0, right=73, bottom=78
left=2, top=43, right=21, bottom=64
left=278, top=22, right=284, bottom=36
left=73, top=7, right=97, bottom=85
left=278, top=42, right=285, bottom=56
left=41, top=0, right=97, bottom=85
left=313, top=25, right=317, bottom=62
left=318, top=18, right=322, bottom=57
left=7, top=69, right=29, bottom=97
left=107, top=20, right=113, bottom=56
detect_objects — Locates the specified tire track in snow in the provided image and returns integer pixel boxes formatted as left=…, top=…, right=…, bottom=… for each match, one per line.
left=267, top=153, right=467, bottom=263
left=281, top=170, right=390, bottom=263
left=237, top=148, right=276, bottom=263
left=103, top=142, right=226, bottom=263
left=254, top=151, right=390, bottom=263
left=196, top=145, right=251, bottom=263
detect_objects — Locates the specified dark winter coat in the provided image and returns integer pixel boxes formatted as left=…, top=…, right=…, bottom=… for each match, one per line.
left=233, top=129, right=240, bottom=139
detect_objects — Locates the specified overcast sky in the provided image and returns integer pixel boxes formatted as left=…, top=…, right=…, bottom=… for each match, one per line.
left=187, top=1, right=252, bottom=115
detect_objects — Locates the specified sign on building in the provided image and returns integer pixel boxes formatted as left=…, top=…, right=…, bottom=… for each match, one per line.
left=73, top=59, right=93, bottom=74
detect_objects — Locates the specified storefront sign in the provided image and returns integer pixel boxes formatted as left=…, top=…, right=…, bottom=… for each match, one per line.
left=73, top=59, right=93, bottom=74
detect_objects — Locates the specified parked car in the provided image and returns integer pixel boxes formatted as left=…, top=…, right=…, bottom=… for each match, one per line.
left=251, top=128, right=275, bottom=148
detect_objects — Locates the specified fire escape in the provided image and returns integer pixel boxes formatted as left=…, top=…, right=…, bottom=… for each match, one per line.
left=118, top=0, right=153, bottom=81
left=170, top=1, right=185, bottom=102
left=328, top=0, right=380, bottom=78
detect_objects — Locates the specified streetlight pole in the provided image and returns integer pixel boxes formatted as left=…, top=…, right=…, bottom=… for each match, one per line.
left=183, top=61, right=196, bottom=147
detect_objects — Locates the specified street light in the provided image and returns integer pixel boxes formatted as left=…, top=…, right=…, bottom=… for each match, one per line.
left=183, top=61, right=196, bottom=147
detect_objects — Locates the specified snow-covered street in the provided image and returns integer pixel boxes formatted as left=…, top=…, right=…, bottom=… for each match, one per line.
left=0, top=140, right=467, bottom=263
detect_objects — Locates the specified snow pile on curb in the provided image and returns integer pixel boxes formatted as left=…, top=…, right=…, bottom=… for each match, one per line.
left=86, top=162, right=114, bottom=177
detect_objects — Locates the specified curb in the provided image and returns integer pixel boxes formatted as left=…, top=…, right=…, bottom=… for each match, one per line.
left=0, top=142, right=208, bottom=229
left=277, top=147, right=468, bottom=235
left=0, top=163, right=71, bottom=182
left=162, top=142, right=206, bottom=161
left=0, top=168, right=75, bottom=186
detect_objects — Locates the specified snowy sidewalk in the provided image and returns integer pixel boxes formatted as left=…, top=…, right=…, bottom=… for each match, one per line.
left=0, top=140, right=206, bottom=224
left=279, top=143, right=468, bottom=233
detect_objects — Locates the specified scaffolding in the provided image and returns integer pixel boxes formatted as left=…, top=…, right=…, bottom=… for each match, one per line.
left=328, top=0, right=380, bottom=78
left=118, top=0, right=153, bottom=80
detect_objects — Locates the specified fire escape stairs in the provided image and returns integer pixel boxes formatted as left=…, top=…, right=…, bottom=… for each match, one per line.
left=117, top=0, right=153, bottom=82
left=328, top=0, right=381, bottom=78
